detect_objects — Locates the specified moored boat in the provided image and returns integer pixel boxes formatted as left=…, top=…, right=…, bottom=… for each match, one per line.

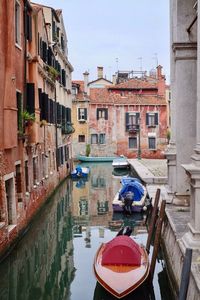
left=77, top=155, right=117, bottom=162
left=112, top=177, right=149, bottom=213
left=70, top=165, right=90, bottom=179
left=112, top=156, right=129, bottom=169
left=93, top=228, right=150, bottom=299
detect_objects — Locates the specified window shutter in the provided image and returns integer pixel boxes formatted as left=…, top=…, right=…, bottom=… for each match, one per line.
left=53, top=101, right=56, bottom=124
left=105, top=109, right=108, bottom=120
left=49, top=99, right=54, bottom=124
left=136, top=113, right=140, bottom=124
left=78, top=108, right=81, bottom=120
left=26, top=83, right=35, bottom=114
left=42, top=41, right=47, bottom=62
left=66, top=108, right=71, bottom=123
left=44, top=94, right=49, bottom=122
left=62, top=105, right=66, bottom=128
left=47, top=48, right=53, bottom=66
left=26, top=13, right=32, bottom=41
left=38, top=88, right=42, bottom=121
left=155, top=113, right=158, bottom=125
left=84, top=108, right=87, bottom=120
left=62, top=69, right=66, bottom=86
left=146, top=113, right=149, bottom=125
left=97, top=109, right=99, bottom=120
left=125, top=112, right=129, bottom=131
left=57, top=103, right=62, bottom=124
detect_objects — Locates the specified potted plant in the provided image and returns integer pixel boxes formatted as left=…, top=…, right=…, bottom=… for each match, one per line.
left=23, top=110, right=36, bottom=126
left=85, top=144, right=91, bottom=157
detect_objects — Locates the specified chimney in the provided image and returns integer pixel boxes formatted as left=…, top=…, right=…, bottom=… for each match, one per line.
left=112, top=74, right=117, bottom=85
left=83, top=71, right=89, bottom=95
left=97, top=66, right=103, bottom=79
left=157, top=65, right=162, bottom=79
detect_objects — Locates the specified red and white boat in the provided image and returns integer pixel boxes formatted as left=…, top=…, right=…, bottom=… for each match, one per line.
left=93, top=234, right=149, bottom=299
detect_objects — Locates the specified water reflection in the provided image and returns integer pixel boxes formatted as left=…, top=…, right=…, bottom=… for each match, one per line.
left=0, top=162, right=173, bottom=300
left=0, top=180, right=75, bottom=300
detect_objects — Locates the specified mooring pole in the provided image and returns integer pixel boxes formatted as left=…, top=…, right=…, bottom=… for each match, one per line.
left=178, top=248, right=193, bottom=300
left=146, top=188, right=160, bottom=254
left=149, top=199, right=166, bottom=279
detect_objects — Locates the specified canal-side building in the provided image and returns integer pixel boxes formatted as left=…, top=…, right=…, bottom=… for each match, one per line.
left=71, top=76, right=90, bottom=158
left=0, top=1, right=74, bottom=259
left=164, top=0, right=200, bottom=298
left=88, top=66, right=168, bottom=158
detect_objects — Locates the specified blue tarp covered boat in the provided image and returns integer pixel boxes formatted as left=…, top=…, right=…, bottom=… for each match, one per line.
left=71, top=165, right=90, bottom=179
left=112, top=177, right=148, bottom=213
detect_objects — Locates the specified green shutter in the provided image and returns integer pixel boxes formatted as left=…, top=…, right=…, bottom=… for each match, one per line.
left=125, top=112, right=129, bottom=131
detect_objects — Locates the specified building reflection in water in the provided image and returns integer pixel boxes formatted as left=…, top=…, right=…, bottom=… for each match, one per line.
left=0, top=180, right=75, bottom=300
left=0, top=162, right=173, bottom=300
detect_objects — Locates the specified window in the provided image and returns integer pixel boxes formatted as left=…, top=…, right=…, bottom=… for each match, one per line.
left=129, top=137, right=137, bottom=149
left=15, top=164, right=22, bottom=202
left=148, top=137, right=156, bottom=149
left=97, top=108, right=108, bottom=120
left=78, top=108, right=87, bottom=121
left=33, top=157, right=38, bottom=185
left=146, top=112, right=158, bottom=127
left=125, top=112, right=140, bottom=131
left=15, top=1, right=21, bottom=45
left=99, top=133, right=105, bottom=144
left=25, top=161, right=29, bottom=192
left=78, top=135, right=85, bottom=143
left=72, top=87, right=77, bottom=95
left=91, top=134, right=98, bottom=144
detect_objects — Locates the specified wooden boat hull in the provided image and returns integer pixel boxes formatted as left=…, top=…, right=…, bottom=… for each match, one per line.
left=94, top=243, right=149, bottom=299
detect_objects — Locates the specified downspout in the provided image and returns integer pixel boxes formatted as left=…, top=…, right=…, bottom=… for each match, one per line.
left=24, top=0, right=27, bottom=110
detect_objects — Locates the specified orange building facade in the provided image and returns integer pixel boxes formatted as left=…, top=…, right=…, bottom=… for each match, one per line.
left=0, top=1, right=73, bottom=259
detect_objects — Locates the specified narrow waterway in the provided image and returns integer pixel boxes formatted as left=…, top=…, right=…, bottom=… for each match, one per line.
left=0, top=163, right=174, bottom=300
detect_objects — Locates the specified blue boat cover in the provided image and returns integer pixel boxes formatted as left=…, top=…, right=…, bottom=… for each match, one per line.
left=76, top=165, right=82, bottom=175
left=119, top=177, right=144, bottom=202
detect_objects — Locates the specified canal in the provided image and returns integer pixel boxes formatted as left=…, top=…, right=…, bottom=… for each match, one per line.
left=0, top=163, right=174, bottom=300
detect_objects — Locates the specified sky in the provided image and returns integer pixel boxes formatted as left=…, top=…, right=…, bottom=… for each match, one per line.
left=32, top=0, right=170, bottom=82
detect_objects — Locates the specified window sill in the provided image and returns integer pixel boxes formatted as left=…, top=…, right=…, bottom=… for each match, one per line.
left=8, top=224, right=17, bottom=233
left=15, top=43, right=22, bottom=51
left=147, top=125, right=157, bottom=128
left=0, top=222, right=5, bottom=229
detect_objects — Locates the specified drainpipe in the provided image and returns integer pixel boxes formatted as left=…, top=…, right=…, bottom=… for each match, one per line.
left=24, top=1, right=27, bottom=109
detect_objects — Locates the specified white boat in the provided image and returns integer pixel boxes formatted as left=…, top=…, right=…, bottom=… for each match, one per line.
left=112, top=156, right=129, bottom=169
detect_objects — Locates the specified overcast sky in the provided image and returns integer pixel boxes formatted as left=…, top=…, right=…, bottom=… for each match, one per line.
left=32, top=0, right=170, bottom=82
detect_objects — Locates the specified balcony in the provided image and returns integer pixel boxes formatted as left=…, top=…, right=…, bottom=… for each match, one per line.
left=127, top=124, right=139, bottom=133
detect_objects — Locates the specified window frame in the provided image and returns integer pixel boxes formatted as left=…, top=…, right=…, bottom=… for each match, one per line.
left=129, top=137, right=137, bottom=149
left=148, top=137, right=156, bottom=150
left=78, top=135, right=86, bottom=143
left=146, top=112, right=158, bottom=127
left=15, top=0, right=21, bottom=46
left=91, top=134, right=98, bottom=144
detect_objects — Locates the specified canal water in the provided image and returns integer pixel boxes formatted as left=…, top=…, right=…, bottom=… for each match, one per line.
left=0, top=163, right=174, bottom=300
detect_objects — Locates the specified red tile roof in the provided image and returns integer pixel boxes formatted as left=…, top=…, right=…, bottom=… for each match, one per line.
left=108, top=77, right=158, bottom=90
left=89, top=88, right=167, bottom=105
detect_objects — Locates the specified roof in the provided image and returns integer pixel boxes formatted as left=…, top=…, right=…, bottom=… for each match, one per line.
left=109, top=77, right=158, bottom=90
left=88, top=77, right=113, bottom=85
left=89, top=88, right=167, bottom=105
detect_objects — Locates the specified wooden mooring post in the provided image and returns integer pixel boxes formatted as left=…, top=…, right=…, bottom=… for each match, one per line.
left=146, top=188, right=160, bottom=254
left=149, top=199, right=166, bottom=279
left=178, top=248, right=193, bottom=300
